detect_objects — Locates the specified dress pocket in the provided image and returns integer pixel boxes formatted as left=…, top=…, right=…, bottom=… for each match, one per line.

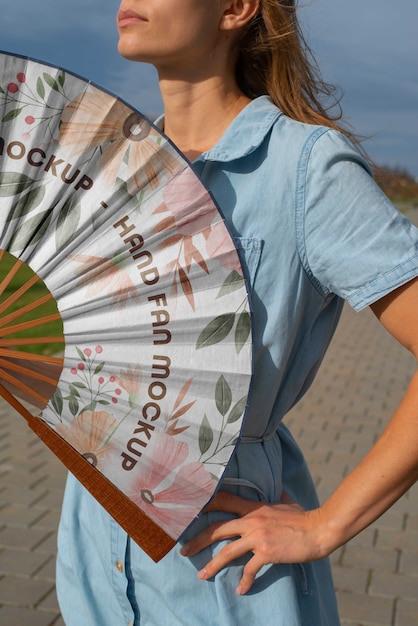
left=233, top=237, right=264, bottom=290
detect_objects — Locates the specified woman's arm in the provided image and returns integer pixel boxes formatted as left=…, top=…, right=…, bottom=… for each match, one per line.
left=180, top=276, right=418, bottom=595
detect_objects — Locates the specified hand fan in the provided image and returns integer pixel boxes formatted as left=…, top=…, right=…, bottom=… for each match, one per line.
left=0, top=51, right=253, bottom=560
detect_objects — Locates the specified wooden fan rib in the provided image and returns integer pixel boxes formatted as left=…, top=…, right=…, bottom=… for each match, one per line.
left=0, top=357, right=61, bottom=385
left=0, top=273, right=41, bottom=316
left=0, top=366, right=49, bottom=405
left=0, top=337, right=64, bottom=347
left=0, top=256, right=24, bottom=298
left=0, top=313, right=62, bottom=337
left=0, top=348, right=63, bottom=365
left=0, top=382, right=175, bottom=562
left=0, top=293, right=55, bottom=330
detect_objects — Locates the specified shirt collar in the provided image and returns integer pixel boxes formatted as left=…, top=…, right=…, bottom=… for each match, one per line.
left=155, top=96, right=282, bottom=163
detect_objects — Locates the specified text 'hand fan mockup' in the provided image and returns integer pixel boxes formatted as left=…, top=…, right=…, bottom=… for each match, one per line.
left=0, top=52, right=253, bottom=560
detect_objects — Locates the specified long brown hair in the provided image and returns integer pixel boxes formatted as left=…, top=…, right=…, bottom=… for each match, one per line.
left=236, top=0, right=352, bottom=137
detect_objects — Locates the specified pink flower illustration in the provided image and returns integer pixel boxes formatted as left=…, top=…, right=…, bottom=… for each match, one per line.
left=129, top=434, right=214, bottom=538
left=70, top=254, right=140, bottom=308
left=116, top=364, right=142, bottom=401
left=205, top=221, right=243, bottom=274
left=59, top=89, right=180, bottom=193
left=158, top=167, right=216, bottom=236
left=55, top=410, right=117, bottom=470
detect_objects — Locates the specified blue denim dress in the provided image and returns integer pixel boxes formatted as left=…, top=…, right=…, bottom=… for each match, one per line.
left=56, top=97, right=418, bottom=625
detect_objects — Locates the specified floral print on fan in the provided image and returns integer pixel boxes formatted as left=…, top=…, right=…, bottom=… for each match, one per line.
left=58, top=89, right=180, bottom=193
left=128, top=433, right=214, bottom=538
left=152, top=167, right=243, bottom=310
left=0, top=68, right=68, bottom=140
left=69, top=253, right=140, bottom=309
left=55, top=410, right=117, bottom=470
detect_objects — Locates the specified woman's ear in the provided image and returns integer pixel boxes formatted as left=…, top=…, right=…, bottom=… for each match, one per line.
left=220, top=0, right=261, bottom=32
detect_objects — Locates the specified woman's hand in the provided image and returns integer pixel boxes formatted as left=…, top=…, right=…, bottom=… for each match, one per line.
left=181, top=278, right=418, bottom=596
left=180, top=491, right=327, bottom=595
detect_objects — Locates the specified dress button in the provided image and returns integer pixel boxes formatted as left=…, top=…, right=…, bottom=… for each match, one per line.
left=116, top=560, right=124, bottom=573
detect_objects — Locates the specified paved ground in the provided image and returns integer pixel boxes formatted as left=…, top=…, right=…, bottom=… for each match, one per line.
left=1, top=211, right=418, bottom=625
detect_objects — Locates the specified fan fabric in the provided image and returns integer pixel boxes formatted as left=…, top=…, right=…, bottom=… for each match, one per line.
left=0, top=51, right=253, bottom=559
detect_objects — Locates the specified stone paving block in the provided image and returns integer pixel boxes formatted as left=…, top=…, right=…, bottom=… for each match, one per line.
left=37, top=585, right=60, bottom=612
left=0, top=605, right=61, bottom=626
left=34, top=531, right=58, bottom=554
left=35, top=555, right=56, bottom=582
left=332, top=565, right=369, bottom=595
left=0, top=502, right=44, bottom=529
left=406, top=514, right=418, bottom=532
left=369, top=571, right=418, bottom=601
left=0, top=525, right=51, bottom=551
left=30, top=508, right=62, bottom=531
left=398, top=550, right=418, bottom=576
left=342, top=527, right=376, bottom=549
left=0, top=574, right=54, bottom=606
left=336, top=591, right=395, bottom=625
left=0, top=486, right=49, bottom=508
left=341, top=545, right=399, bottom=573
left=376, top=529, right=418, bottom=553
left=371, top=510, right=405, bottom=533
left=0, top=547, right=52, bottom=577
left=395, top=599, right=418, bottom=626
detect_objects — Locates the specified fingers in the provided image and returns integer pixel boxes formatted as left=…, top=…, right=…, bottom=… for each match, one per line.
left=193, top=536, right=267, bottom=595
left=181, top=517, right=244, bottom=557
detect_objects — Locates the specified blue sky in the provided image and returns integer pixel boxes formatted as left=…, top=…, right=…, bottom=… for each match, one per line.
left=2, top=0, right=417, bottom=175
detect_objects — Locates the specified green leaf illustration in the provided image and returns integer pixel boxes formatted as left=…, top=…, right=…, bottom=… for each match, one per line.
left=83, top=402, right=97, bottom=412
left=196, top=313, right=235, bottom=349
left=0, top=86, right=5, bottom=94
left=9, top=210, right=53, bottom=252
left=0, top=172, right=34, bottom=196
left=199, top=415, right=214, bottom=455
left=51, top=387, right=63, bottom=415
left=217, top=270, right=245, bottom=298
left=216, top=375, right=232, bottom=416
left=58, top=72, right=66, bottom=87
left=55, top=196, right=81, bottom=251
left=69, top=395, right=79, bottom=417
left=94, top=362, right=105, bottom=376
left=37, top=77, right=45, bottom=99
left=72, top=382, right=88, bottom=389
left=76, top=347, right=86, bottom=361
left=235, top=311, right=251, bottom=354
left=43, top=72, right=60, bottom=92
left=227, top=395, right=247, bottom=424
left=69, top=385, right=81, bottom=398
left=2, top=108, right=23, bottom=122
left=9, top=185, right=46, bottom=220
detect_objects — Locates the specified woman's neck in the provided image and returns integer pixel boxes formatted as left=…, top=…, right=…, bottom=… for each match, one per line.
left=158, top=75, right=250, bottom=161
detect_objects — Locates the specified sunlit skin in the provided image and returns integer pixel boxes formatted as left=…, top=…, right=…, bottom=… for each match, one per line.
left=117, top=0, right=258, bottom=160
left=117, top=0, right=418, bottom=597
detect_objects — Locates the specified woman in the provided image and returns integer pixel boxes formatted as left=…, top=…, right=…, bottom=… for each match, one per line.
left=56, top=1, right=418, bottom=624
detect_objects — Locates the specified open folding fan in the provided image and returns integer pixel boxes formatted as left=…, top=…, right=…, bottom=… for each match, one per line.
left=0, top=52, right=253, bottom=560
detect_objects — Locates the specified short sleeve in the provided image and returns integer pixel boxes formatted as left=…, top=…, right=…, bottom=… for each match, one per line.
left=296, top=129, right=418, bottom=311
